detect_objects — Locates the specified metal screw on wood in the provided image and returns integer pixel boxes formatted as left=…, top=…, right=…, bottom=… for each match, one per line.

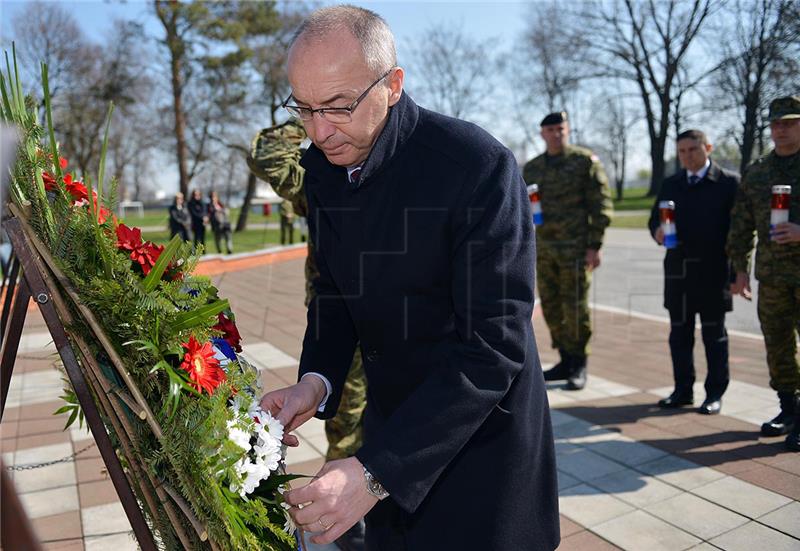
left=35, top=293, right=48, bottom=304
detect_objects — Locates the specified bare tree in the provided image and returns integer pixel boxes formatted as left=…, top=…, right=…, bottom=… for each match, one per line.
left=409, top=23, right=499, bottom=121
left=578, top=0, right=718, bottom=195
left=713, top=0, right=800, bottom=173
left=594, top=93, right=639, bottom=200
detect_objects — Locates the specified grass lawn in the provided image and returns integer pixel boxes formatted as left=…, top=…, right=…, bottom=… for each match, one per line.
left=141, top=227, right=303, bottom=254
left=120, top=207, right=281, bottom=229
left=610, top=214, right=649, bottom=229
left=613, top=187, right=656, bottom=211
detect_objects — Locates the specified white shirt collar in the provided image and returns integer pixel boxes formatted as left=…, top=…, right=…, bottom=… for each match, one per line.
left=687, top=159, right=711, bottom=180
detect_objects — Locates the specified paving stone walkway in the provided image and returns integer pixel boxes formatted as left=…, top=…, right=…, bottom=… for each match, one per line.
left=1, top=247, right=797, bottom=550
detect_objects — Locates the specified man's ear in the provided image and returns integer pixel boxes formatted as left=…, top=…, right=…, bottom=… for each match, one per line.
left=705, top=142, right=714, bottom=155
left=387, top=67, right=405, bottom=107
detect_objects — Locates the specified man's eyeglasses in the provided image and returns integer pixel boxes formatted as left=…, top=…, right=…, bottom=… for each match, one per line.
left=282, top=68, right=394, bottom=124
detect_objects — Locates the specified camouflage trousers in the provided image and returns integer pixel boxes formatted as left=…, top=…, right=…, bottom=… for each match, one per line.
left=757, top=281, right=800, bottom=393
left=537, top=247, right=592, bottom=356
left=324, top=348, right=366, bottom=461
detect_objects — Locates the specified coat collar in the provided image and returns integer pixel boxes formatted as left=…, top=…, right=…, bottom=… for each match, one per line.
left=681, top=160, right=722, bottom=187
left=300, top=91, right=419, bottom=191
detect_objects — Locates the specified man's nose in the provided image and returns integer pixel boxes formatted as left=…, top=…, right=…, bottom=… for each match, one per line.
left=309, top=112, right=337, bottom=142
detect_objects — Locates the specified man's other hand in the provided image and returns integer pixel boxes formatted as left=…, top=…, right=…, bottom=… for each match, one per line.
left=654, top=226, right=664, bottom=245
left=771, top=222, right=800, bottom=244
left=730, top=271, right=752, bottom=301
left=285, top=457, right=379, bottom=545
left=259, top=379, right=326, bottom=447
left=585, top=248, right=601, bottom=271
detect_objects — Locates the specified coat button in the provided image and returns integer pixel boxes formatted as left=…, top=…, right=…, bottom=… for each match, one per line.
left=366, top=349, right=380, bottom=362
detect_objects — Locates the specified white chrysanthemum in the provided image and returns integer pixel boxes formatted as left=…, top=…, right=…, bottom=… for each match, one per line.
left=227, top=420, right=252, bottom=451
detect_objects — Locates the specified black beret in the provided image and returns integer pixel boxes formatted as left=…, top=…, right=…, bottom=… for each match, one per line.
left=540, top=111, right=568, bottom=126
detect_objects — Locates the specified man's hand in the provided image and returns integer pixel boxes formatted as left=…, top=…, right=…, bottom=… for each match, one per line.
left=654, top=227, right=664, bottom=245
left=285, top=457, right=379, bottom=545
left=771, top=222, right=800, bottom=244
left=730, top=271, right=752, bottom=301
left=585, top=248, right=601, bottom=271
left=259, top=378, right=326, bottom=447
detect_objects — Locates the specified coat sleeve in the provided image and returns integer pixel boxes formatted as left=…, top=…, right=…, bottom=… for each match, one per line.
left=648, top=182, right=667, bottom=241
left=297, top=180, right=359, bottom=419
left=585, top=156, right=613, bottom=250
left=726, top=170, right=756, bottom=275
left=355, top=147, right=535, bottom=514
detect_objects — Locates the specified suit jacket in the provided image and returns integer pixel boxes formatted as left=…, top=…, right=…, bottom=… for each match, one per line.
left=298, top=92, right=560, bottom=551
left=648, top=161, right=740, bottom=314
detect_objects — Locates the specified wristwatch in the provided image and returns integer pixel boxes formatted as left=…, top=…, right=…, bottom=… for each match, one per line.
left=363, top=466, right=389, bottom=500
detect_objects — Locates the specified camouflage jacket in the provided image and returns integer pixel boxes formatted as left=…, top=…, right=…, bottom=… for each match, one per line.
left=522, top=144, right=613, bottom=253
left=247, top=121, right=318, bottom=303
left=727, top=150, right=800, bottom=284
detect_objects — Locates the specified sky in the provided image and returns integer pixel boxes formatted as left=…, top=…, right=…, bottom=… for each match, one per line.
left=1, top=0, right=661, bottom=195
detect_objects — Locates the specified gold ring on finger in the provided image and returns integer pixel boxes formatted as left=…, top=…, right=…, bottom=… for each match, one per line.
left=317, top=517, right=332, bottom=530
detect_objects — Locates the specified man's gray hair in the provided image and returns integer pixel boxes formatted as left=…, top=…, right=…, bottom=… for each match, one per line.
left=291, top=5, right=397, bottom=77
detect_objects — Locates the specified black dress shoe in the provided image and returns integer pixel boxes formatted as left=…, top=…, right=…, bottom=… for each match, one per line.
left=786, top=415, right=800, bottom=452
left=543, top=350, right=571, bottom=381
left=698, top=398, right=721, bottom=415
left=565, top=356, right=587, bottom=391
left=335, top=518, right=365, bottom=551
left=658, top=392, right=694, bottom=409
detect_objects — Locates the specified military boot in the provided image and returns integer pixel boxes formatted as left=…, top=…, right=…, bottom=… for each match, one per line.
left=543, top=349, right=571, bottom=381
left=761, top=391, right=797, bottom=437
left=786, top=411, right=800, bottom=452
left=566, top=355, right=587, bottom=391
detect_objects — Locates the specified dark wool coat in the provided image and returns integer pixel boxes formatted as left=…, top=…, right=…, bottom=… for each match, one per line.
left=297, top=92, right=560, bottom=551
left=648, top=162, right=740, bottom=314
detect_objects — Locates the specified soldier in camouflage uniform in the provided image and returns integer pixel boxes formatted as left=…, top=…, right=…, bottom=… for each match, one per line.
left=727, top=96, right=800, bottom=452
left=523, top=111, right=613, bottom=390
left=247, top=121, right=367, bottom=462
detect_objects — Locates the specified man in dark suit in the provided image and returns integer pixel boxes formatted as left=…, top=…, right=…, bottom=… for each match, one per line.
left=648, top=129, right=740, bottom=415
left=259, top=5, right=559, bottom=551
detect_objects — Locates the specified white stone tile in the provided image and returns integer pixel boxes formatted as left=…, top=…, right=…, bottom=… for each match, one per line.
left=564, top=427, right=621, bottom=445
left=5, top=368, right=63, bottom=408
left=645, top=493, right=749, bottom=539
left=85, top=532, right=138, bottom=550
left=558, top=483, right=635, bottom=527
left=587, top=438, right=668, bottom=466
left=12, top=460, right=76, bottom=493
left=285, top=438, right=324, bottom=466
left=82, top=501, right=132, bottom=537
left=241, top=342, right=298, bottom=371
left=638, top=454, right=726, bottom=490
left=589, top=468, right=681, bottom=507
left=545, top=391, right=578, bottom=407
left=729, top=408, right=772, bottom=427
left=589, top=377, right=639, bottom=397
left=593, top=510, right=701, bottom=551
left=295, top=417, right=326, bottom=439
left=555, top=441, right=582, bottom=456
left=710, top=521, right=800, bottom=551
left=17, top=331, right=56, bottom=353
left=557, top=471, right=581, bottom=491
left=13, top=443, right=73, bottom=465
left=692, top=476, right=792, bottom=519
left=19, top=485, right=79, bottom=519
left=758, top=501, right=800, bottom=540
left=687, top=544, right=722, bottom=550
left=303, top=433, right=329, bottom=456
left=556, top=449, right=627, bottom=482
left=548, top=409, right=576, bottom=428
left=70, top=423, right=93, bottom=443
left=552, top=418, right=599, bottom=440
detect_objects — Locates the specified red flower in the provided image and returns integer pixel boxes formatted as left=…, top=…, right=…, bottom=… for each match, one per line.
left=116, top=223, right=143, bottom=251
left=180, top=336, right=226, bottom=395
left=59, top=157, right=68, bottom=170
left=213, top=313, right=242, bottom=352
left=130, top=242, right=163, bottom=275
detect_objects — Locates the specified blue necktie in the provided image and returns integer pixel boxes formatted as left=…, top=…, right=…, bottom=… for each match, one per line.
left=688, top=174, right=699, bottom=186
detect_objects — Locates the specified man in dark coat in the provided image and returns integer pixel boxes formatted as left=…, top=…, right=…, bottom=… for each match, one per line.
left=648, top=129, right=740, bottom=415
left=259, top=5, right=559, bottom=551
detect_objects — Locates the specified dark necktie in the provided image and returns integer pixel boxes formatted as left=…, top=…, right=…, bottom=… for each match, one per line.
left=688, top=174, right=699, bottom=186
left=349, top=167, right=362, bottom=185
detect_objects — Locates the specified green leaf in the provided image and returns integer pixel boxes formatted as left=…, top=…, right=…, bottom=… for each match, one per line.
left=53, top=405, right=72, bottom=415
left=64, top=408, right=78, bottom=430
left=141, top=235, right=182, bottom=293
left=171, top=299, right=230, bottom=332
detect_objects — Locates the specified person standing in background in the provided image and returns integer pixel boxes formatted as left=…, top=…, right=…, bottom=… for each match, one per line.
left=187, top=188, right=207, bottom=252
left=168, top=192, right=192, bottom=243
left=728, top=96, right=800, bottom=452
left=207, top=190, right=233, bottom=254
left=523, top=111, right=613, bottom=390
left=648, top=129, right=739, bottom=415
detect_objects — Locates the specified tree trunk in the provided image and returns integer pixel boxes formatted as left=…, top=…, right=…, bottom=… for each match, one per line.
left=235, top=172, right=257, bottom=232
left=648, top=134, right=667, bottom=197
